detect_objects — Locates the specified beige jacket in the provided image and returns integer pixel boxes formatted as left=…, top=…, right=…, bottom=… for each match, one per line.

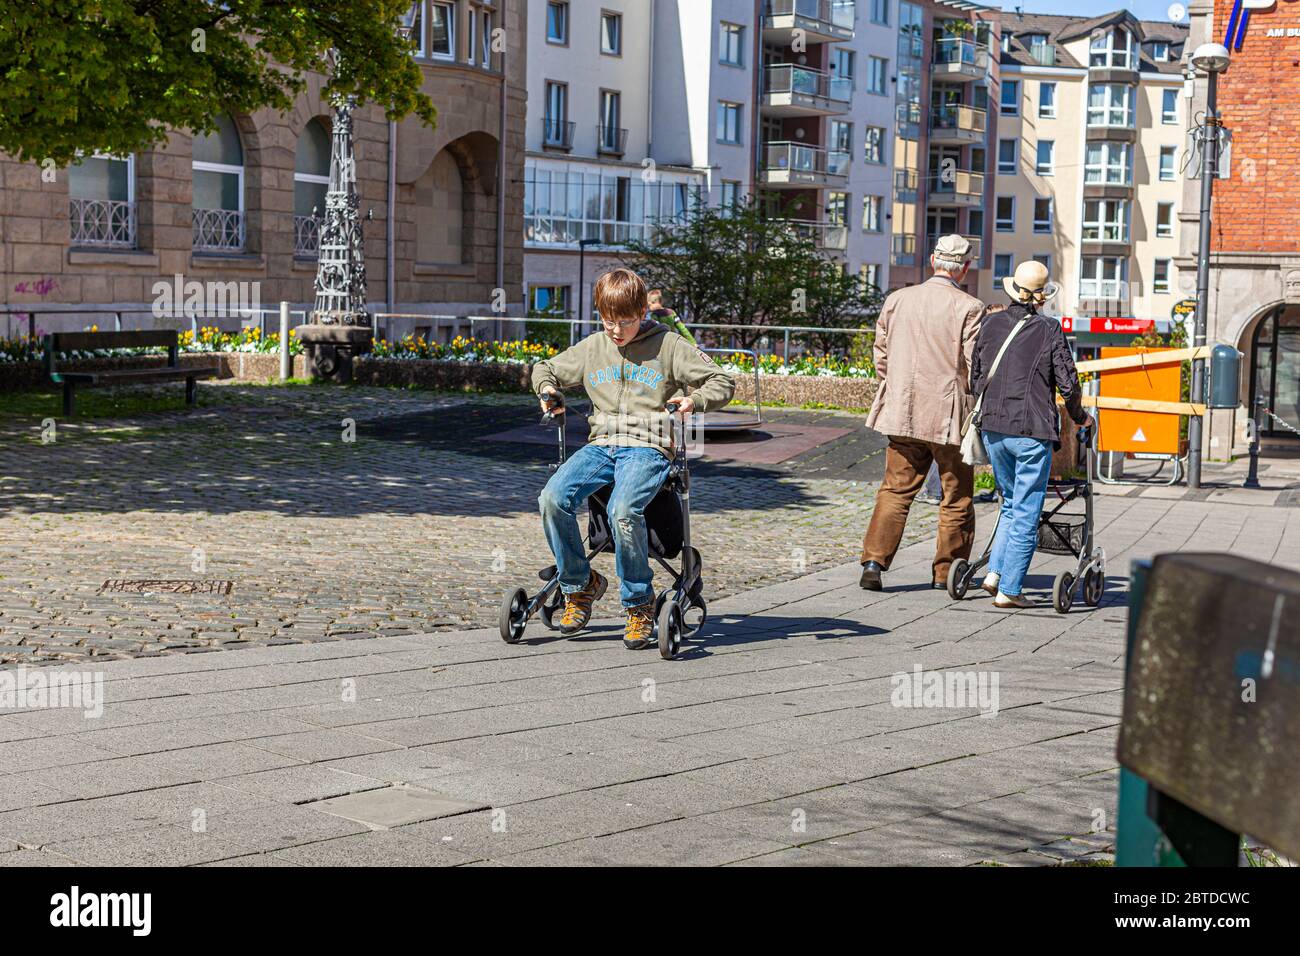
left=865, top=275, right=986, bottom=446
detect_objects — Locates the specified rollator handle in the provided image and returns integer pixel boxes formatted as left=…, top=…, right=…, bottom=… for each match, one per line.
left=541, top=389, right=565, bottom=424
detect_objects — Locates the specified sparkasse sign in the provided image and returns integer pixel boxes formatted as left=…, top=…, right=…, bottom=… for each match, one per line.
left=1225, top=0, right=1300, bottom=50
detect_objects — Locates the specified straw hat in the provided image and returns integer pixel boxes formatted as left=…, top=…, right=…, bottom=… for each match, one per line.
left=1002, top=260, right=1060, bottom=309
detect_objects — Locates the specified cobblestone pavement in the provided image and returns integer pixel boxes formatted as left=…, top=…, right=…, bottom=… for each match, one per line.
left=0, top=383, right=942, bottom=665
left=1, top=492, right=1294, bottom=866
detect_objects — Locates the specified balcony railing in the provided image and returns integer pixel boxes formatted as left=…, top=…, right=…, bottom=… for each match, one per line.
left=895, top=168, right=919, bottom=199
left=762, top=141, right=850, bottom=183
left=69, top=198, right=136, bottom=249
left=782, top=218, right=849, bottom=251
left=598, top=126, right=628, bottom=155
left=929, top=104, right=987, bottom=137
left=926, top=168, right=985, bottom=201
left=542, top=117, right=575, bottom=149
left=764, top=0, right=856, bottom=37
left=294, top=215, right=320, bottom=258
left=933, top=38, right=990, bottom=70
left=764, top=64, right=853, bottom=105
left=192, top=208, right=245, bottom=253
left=892, top=234, right=917, bottom=266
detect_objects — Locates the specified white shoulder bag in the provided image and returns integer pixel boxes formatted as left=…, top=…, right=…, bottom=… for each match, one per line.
left=960, top=318, right=1027, bottom=466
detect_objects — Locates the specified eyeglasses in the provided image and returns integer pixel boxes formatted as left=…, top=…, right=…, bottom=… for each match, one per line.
left=600, top=315, right=642, bottom=330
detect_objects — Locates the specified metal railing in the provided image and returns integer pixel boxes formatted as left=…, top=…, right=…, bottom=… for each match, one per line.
left=764, top=64, right=853, bottom=104
left=542, top=117, right=575, bottom=149
left=0, top=303, right=310, bottom=344
left=597, top=125, right=628, bottom=155
left=763, top=141, right=850, bottom=179
left=929, top=103, right=987, bottom=135
left=294, top=215, right=320, bottom=258
left=192, top=208, right=246, bottom=252
left=781, top=218, right=849, bottom=251
left=926, top=168, right=985, bottom=199
left=894, top=168, right=919, bottom=196
left=891, top=234, right=917, bottom=266
left=69, top=198, right=136, bottom=249
left=764, top=0, right=856, bottom=31
left=933, top=38, right=990, bottom=70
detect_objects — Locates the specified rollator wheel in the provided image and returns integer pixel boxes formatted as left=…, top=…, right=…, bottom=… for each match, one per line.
left=1052, top=571, right=1075, bottom=615
left=657, top=601, right=682, bottom=660
left=947, top=559, right=971, bottom=600
left=681, top=596, right=707, bottom=640
left=498, top=587, right=529, bottom=644
left=538, top=588, right=564, bottom=631
left=1083, top=569, right=1105, bottom=607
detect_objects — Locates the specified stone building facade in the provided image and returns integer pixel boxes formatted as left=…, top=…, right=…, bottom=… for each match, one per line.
left=0, top=0, right=527, bottom=342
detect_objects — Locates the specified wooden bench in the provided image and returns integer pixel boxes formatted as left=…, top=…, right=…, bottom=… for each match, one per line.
left=43, top=330, right=220, bottom=415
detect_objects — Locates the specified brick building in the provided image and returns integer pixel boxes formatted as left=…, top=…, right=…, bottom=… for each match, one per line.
left=0, top=0, right=527, bottom=342
left=1182, top=0, right=1300, bottom=456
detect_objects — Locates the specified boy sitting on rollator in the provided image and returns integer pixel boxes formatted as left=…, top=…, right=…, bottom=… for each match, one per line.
left=533, top=268, right=735, bottom=649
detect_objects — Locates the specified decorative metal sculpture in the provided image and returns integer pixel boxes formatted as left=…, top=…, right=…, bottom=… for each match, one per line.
left=311, top=92, right=369, bottom=326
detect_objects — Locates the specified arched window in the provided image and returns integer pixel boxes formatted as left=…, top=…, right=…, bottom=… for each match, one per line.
left=294, top=118, right=330, bottom=257
left=414, top=149, right=464, bottom=265
left=192, top=114, right=245, bottom=252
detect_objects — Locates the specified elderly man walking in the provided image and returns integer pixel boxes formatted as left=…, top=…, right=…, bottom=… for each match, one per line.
left=860, top=235, right=987, bottom=591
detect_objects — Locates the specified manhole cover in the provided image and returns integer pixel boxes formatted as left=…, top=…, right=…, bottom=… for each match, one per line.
left=99, top=579, right=234, bottom=595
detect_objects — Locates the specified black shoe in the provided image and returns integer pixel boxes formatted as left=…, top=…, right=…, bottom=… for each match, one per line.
left=859, top=561, right=884, bottom=591
left=931, top=580, right=946, bottom=590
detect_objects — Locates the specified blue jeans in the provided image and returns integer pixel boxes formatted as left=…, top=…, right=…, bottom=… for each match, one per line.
left=983, top=431, right=1053, bottom=598
left=539, top=443, right=672, bottom=608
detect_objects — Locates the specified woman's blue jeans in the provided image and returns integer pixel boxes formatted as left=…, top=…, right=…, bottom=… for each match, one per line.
left=983, top=431, right=1053, bottom=598
left=539, top=443, right=672, bottom=608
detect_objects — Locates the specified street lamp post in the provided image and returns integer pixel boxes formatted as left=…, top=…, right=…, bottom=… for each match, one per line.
left=1187, top=42, right=1231, bottom=490
left=576, top=237, right=599, bottom=343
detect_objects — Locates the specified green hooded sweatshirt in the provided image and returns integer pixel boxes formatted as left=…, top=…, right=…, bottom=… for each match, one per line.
left=532, top=319, right=735, bottom=457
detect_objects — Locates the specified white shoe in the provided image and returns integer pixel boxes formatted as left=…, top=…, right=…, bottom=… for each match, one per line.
left=981, top=572, right=1000, bottom=596
left=993, top=591, right=1036, bottom=609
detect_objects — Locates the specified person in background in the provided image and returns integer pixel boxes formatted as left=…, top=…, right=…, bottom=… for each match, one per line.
left=647, top=289, right=696, bottom=344
left=970, top=261, right=1093, bottom=609
left=859, top=235, right=987, bottom=591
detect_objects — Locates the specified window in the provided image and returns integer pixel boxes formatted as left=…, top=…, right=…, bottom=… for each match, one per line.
left=831, top=121, right=852, bottom=157
left=1085, top=142, right=1132, bottom=185
left=834, top=49, right=856, bottom=85
left=1090, top=26, right=1133, bottom=69
left=1162, top=89, right=1178, bottom=125
left=530, top=285, right=570, bottom=315
left=720, top=180, right=740, bottom=213
left=994, top=254, right=1013, bottom=280
left=1033, top=253, right=1052, bottom=273
left=546, top=1, right=568, bottom=44
left=995, top=196, right=1015, bottom=231
left=827, top=191, right=848, bottom=227
left=294, top=118, right=330, bottom=256
left=466, top=10, right=476, bottom=65
left=523, top=164, right=704, bottom=247
left=968, top=210, right=983, bottom=239
left=406, top=3, right=424, bottom=56
left=1083, top=199, right=1129, bottom=242
left=1033, top=198, right=1053, bottom=233
left=1159, top=146, right=1177, bottom=181
left=544, top=82, right=569, bottom=146
left=720, top=22, right=744, bottom=66
left=1153, top=259, right=1171, bottom=294
left=1027, top=34, right=1053, bottom=65
left=716, top=102, right=742, bottom=144
left=192, top=113, right=245, bottom=252
left=1087, top=83, right=1133, bottom=127
left=997, top=139, right=1017, bottom=175
left=430, top=1, right=455, bottom=58
left=868, top=57, right=888, bottom=95
left=1080, top=256, right=1127, bottom=299
left=68, top=153, right=136, bottom=248
left=871, top=0, right=890, bottom=25
left=1001, top=79, right=1020, bottom=116
left=601, top=12, right=622, bottom=55
left=1039, top=82, right=1057, bottom=119
left=482, top=8, right=495, bottom=66
left=1153, top=41, right=1170, bottom=62
left=1001, top=32, right=1012, bottom=54
left=1156, top=202, right=1174, bottom=238
left=1036, top=140, right=1055, bottom=176
left=863, top=195, right=883, bottom=233
left=599, top=91, right=623, bottom=154
left=864, top=126, right=885, bottom=164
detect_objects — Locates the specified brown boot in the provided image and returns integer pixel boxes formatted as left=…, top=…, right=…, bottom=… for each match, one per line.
left=622, top=601, right=656, bottom=650
left=559, top=570, right=607, bottom=635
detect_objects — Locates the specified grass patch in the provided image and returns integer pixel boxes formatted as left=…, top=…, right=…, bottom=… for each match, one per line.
left=0, top=387, right=201, bottom=422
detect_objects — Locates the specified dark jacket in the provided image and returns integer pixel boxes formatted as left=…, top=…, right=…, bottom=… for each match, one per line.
left=970, top=303, right=1087, bottom=448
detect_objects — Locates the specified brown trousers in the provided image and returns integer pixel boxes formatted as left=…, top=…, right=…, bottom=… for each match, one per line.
left=860, top=436, right=975, bottom=582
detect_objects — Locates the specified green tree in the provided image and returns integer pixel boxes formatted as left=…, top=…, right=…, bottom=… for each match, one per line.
left=0, top=1, right=436, bottom=166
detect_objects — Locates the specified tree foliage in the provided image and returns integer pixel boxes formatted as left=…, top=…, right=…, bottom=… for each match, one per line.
left=0, top=0, right=437, bottom=165
left=621, top=197, right=880, bottom=352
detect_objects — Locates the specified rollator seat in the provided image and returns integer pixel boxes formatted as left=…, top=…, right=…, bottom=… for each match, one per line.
left=586, top=482, right=685, bottom=560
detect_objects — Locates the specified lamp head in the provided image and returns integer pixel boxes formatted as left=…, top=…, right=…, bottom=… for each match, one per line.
left=1190, top=42, right=1230, bottom=74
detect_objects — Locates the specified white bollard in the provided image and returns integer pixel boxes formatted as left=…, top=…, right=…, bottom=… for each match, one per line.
left=279, top=301, right=290, bottom=381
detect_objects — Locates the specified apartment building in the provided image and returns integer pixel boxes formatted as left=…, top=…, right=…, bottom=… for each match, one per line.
left=990, top=10, right=1188, bottom=359
left=887, top=0, right=1001, bottom=298
left=1, top=0, right=527, bottom=340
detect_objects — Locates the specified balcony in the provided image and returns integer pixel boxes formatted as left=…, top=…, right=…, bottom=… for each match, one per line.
left=892, top=233, right=917, bottom=267
left=926, top=168, right=984, bottom=207
left=294, top=215, right=319, bottom=258
left=597, top=126, right=628, bottom=156
left=932, top=38, right=989, bottom=82
left=925, top=233, right=983, bottom=266
left=69, top=198, right=136, bottom=249
left=928, top=104, right=986, bottom=145
left=894, top=168, right=919, bottom=204
left=762, top=64, right=852, bottom=117
left=760, top=141, right=849, bottom=189
left=782, top=218, right=849, bottom=251
left=541, top=117, right=575, bottom=150
left=192, top=208, right=245, bottom=253
left=763, top=0, right=855, bottom=46
left=896, top=101, right=922, bottom=141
